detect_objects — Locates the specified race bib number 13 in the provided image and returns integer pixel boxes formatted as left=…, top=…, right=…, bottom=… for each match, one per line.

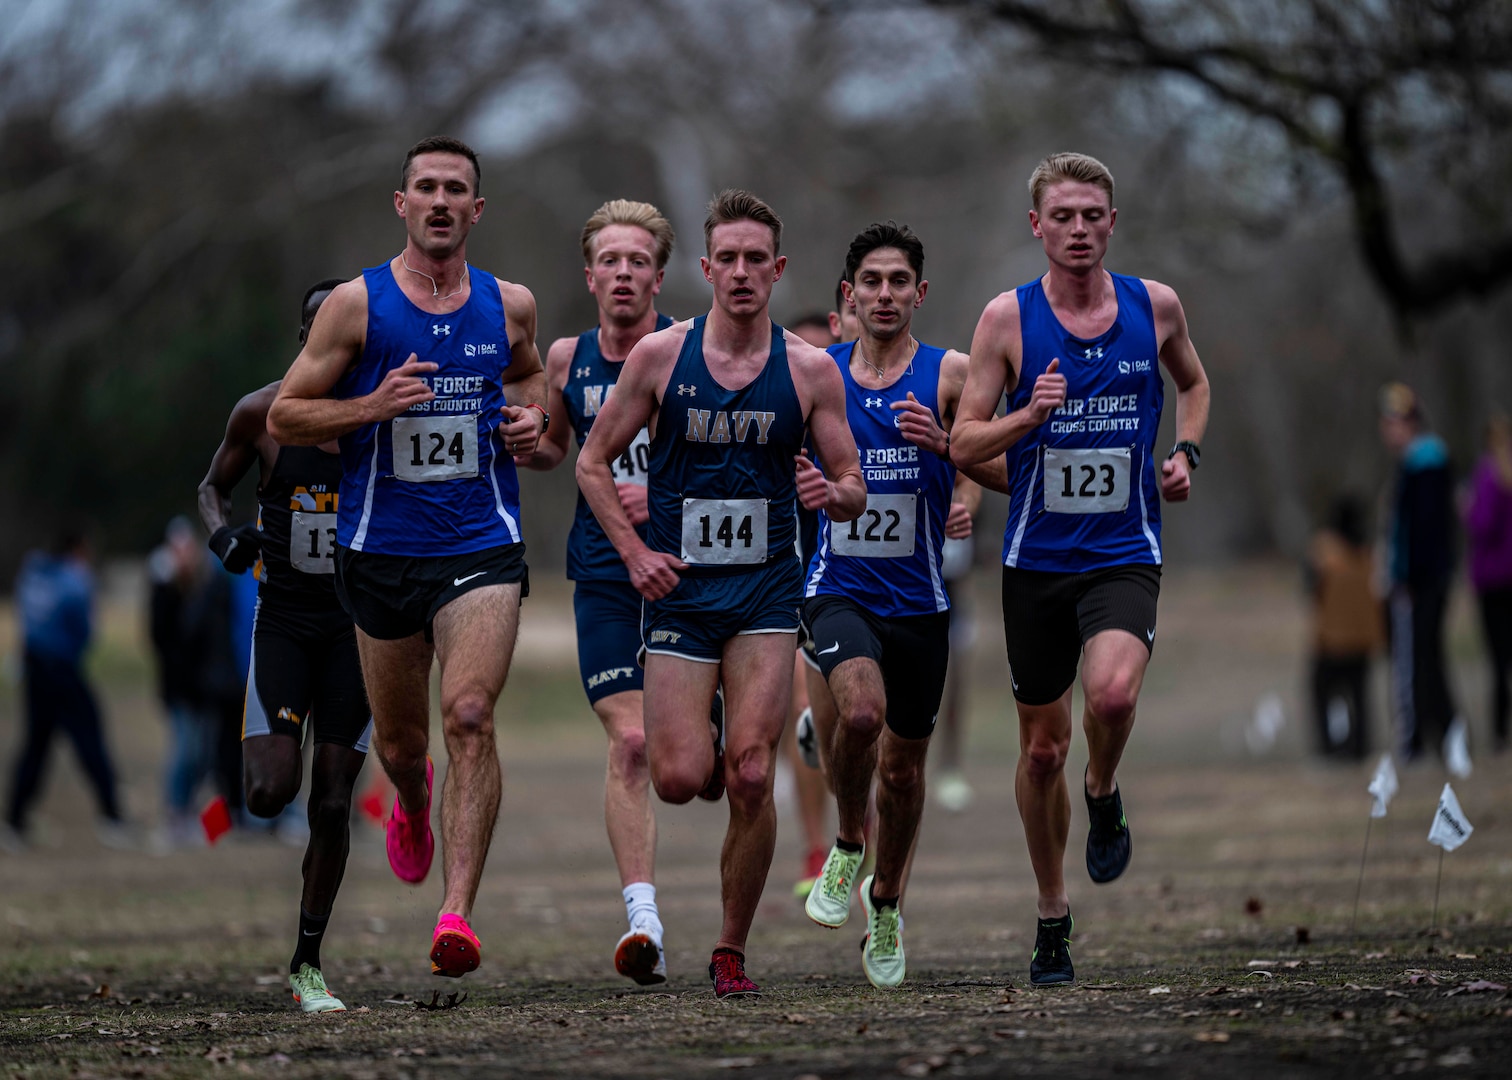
left=290, top=511, right=337, bottom=574
left=682, top=498, right=767, bottom=565
left=1043, top=446, right=1131, bottom=514
left=392, top=413, right=479, bottom=482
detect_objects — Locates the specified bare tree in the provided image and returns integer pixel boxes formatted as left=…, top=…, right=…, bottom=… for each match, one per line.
left=898, top=0, right=1512, bottom=323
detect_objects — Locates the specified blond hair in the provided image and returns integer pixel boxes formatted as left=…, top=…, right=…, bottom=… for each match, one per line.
left=580, top=199, right=676, bottom=269
left=1028, top=152, right=1115, bottom=210
left=703, top=189, right=782, bottom=255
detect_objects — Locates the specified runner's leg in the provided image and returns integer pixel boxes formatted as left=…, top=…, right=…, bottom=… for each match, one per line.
left=431, top=583, right=520, bottom=918
left=642, top=655, right=722, bottom=804
left=827, top=657, right=887, bottom=846
left=243, top=734, right=302, bottom=819
left=595, top=690, right=655, bottom=885
left=355, top=631, right=434, bottom=817
left=1080, top=629, right=1148, bottom=798
left=871, top=727, right=930, bottom=900
left=1015, top=691, right=1073, bottom=918
left=302, top=743, right=366, bottom=916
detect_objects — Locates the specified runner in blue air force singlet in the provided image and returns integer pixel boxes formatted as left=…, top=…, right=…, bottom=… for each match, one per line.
left=563, top=315, right=674, bottom=582
left=335, top=264, right=521, bottom=556
left=646, top=317, right=805, bottom=575
left=805, top=342, right=955, bottom=617
left=1001, top=272, right=1164, bottom=573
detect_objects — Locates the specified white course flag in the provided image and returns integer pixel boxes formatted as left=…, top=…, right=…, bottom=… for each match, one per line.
left=1368, top=754, right=1398, bottom=819
left=1427, top=783, right=1474, bottom=853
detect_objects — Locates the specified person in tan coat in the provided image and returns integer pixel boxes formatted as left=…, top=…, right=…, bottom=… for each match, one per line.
left=1308, top=496, right=1385, bottom=759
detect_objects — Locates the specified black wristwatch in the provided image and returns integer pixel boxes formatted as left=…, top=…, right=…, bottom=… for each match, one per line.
left=1168, top=440, right=1201, bottom=470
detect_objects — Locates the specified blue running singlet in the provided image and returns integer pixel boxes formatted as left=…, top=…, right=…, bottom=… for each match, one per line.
left=335, top=263, right=522, bottom=557
left=805, top=342, right=955, bottom=617
left=562, top=315, right=674, bottom=581
left=1001, top=273, right=1165, bottom=572
left=646, top=317, right=805, bottom=576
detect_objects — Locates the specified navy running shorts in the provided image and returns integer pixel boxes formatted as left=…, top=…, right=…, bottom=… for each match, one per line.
left=242, top=600, right=372, bottom=751
left=641, top=556, right=803, bottom=664
left=335, top=542, right=529, bottom=642
left=801, top=594, right=951, bottom=740
left=573, top=580, right=645, bottom=704
left=1000, top=563, right=1161, bottom=706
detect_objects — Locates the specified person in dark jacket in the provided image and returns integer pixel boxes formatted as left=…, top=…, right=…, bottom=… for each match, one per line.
left=1379, top=383, right=1461, bottom=764
left=1465, top=412, right=1512, bottom=752
left=3, top=530, right=129, bottom=852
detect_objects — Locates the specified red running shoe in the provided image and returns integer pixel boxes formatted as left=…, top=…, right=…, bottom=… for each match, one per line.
left=697, top=687, right=726, bottom=802
left=431, top=913, right=482, bottom=978
left=708, top=948, right=760, bottom=999
left=386, top=757, right=434, bottom=884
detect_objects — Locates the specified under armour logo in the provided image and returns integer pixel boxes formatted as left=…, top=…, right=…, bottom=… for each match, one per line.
left=865, top=397, right=884, bottom=408
left=1083, top=345, right=1103, bottom=360
left=576, top=367, right=591, bottom=378
left=677, top=384, right=697, bottom=396
left=432, top=323, right=451, bottom=337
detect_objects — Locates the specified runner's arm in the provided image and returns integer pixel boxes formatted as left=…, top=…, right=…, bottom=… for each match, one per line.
left=800, top=351, right=866, bottom=523
left=498, top=281, right=549, bottom=456
left=198, top=384, right=277, bottom=535
left=513, top=337, right=574, bottom=470
left=268, top=280, right=437, bottom=445
left=951, top=292, right=1061, bottom=468
left=1149, top=281, right=1210, bottom=503
left=577, top=333, right=687, bottom=599
left=939, top=349, right=1011, bottom=494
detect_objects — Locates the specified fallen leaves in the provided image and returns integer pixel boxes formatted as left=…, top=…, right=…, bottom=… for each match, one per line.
left=1444, top=980, right=1506, bottom=996
left=1194, top=1031, right=1231, bottom=1043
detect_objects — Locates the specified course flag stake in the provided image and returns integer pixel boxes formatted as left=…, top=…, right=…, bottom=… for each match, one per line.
left=1351, top=755, right=1398, bottom=937
left=1426, top=783, right=1474, bottom=935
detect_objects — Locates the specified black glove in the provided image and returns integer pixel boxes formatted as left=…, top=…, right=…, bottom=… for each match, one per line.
left=208, top=522, right=261, bottom=574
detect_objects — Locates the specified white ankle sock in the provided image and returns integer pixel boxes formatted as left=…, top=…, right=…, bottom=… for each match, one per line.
left=623, top=882, right=660, bottom=933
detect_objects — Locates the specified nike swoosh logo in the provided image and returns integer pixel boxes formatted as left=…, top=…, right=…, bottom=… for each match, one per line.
left=1146, top=628, right=1156, bottom=641
left=454, top=571, right=487, bottom=586
left=818, top=642, right=841, bottom=656
left=224, top=538, right=238, bottom=556
left=301, top=929, right=322, bottom=936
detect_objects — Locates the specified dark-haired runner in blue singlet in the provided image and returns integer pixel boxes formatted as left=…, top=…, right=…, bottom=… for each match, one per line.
left=576, top=191, right=866, bottom=999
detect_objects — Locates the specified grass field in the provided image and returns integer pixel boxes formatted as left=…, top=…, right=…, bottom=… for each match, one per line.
left=2, top=564, right=1510, bottom=1078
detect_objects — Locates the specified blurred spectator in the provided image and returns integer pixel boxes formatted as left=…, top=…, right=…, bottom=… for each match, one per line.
left=148, top=517, right=243, bottom=848
left=934, top=479, right=982, bottom=812
left=2, top=530, right=130, bottom=853
left=1305, top=497, right=1383, bottom=759
left=1465, top=412, right=1512, bottom=753
left=1379, top=383, right=1462, bottom=764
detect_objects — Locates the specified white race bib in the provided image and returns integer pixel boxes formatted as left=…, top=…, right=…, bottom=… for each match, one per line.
left=830, top=493, right=917, bottom=558
left=681, top=498, right=767, bottom=565
left=289, top=511, right=337, bottom=574
left=610, top=428, right=652, bottom=487
left=1043, top=446, right=1131, bottom=514
left=392, top=413, right=479, bottom=482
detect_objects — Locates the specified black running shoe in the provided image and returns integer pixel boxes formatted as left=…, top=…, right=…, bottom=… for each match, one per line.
left=697, top=686, right=726, bottom=801
left=1029, top=912, right=1074, bottom=986
left=1085, top=781, right=1131, bottom=884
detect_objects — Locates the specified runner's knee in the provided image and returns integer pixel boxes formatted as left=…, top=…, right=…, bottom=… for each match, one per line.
left=1020, top=735, right=1069, bottom=780
left=1085, top=680, right=1138, bottom=727
left=838, top=696, right=885, bottom=743
left=607, top=724, right=649, bottom=782
left=244, top=774, right=298, bottom=818
left=306, top=783, right=352, bottom=835
left=443, top=689, right=496, bottom=743
left=650, top=759, right=702, bottom=805
left=877, top=748, right=924, bottom=794
left=724, top=749, right=771, bottom=814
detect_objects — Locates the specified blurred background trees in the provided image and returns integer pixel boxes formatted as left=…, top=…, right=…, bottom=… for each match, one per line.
left=3, top=0, right=1509, bottom=575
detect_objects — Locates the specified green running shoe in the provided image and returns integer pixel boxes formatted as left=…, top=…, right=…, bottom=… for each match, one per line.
left=859, top=875, right=905, bottom=988
left=805, top=842, right=864, bottom=928
left=289, top=963, right=346, bottom=1013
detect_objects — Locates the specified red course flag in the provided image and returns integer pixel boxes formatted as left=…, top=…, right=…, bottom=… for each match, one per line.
left=200, top=795, right=233, bottom=845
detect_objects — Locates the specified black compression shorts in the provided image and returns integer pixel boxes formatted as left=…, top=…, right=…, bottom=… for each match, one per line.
left=335, top=542, right=529, bottom=642
left=243, top=602, right=371, bottom=750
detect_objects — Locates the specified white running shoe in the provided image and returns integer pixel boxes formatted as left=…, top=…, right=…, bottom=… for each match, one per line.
left=614, top=923, right=666, bottom=986
left=289, top=963, right=346, bottom=1013
left=796, top=707, right=820, bottom=770
left=859, top=874, right=905, bottom=988
left=805, top=843, right=864, bottom=928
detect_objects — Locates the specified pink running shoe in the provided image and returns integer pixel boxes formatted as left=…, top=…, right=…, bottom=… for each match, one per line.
left=386, top=757, right=434, bottom=884
left=431, top=913, right=482, bottom=978
left=708, top=948, right=760, bottom=999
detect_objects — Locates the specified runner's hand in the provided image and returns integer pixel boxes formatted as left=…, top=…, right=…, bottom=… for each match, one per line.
left=617, top=482, right=650, bottom=526
left=208, top=523, right=261, bottom=575
left=1160, top=453, right=1192, bottom=502
left=892, top=392, right=947, bottom=455
left=1026, top=358, right=1066, bottom=425
left=498, top=405, right=544, bottom=457
left=627, top=547, right=686, bottom=601
left=367, top=355, right=437, bottom=422
left=794, top=450, right=829, bottom=511
left=945, top=501, right=973, bottom=540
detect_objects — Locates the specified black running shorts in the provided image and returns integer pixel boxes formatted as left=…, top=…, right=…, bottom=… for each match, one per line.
left=243, top=602, right=371, bottom=750
left=1000, top=563, right=1160, bottom=706
left=801, top=594, right=951, bottom=740
left=335, top=542, right=529, bottom=642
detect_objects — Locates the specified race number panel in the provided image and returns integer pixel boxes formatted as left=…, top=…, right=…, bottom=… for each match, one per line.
left=681, top=498, right=768, bottom=565
left=610, top=428, right=652, bottom=487
left=830, top=493, right=917, bottom=558
left=392, top=413, right=479, bottom=482
left=1043, top=446, right=1131, bottom=514
left=290, top=511, right=338, bottom=574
